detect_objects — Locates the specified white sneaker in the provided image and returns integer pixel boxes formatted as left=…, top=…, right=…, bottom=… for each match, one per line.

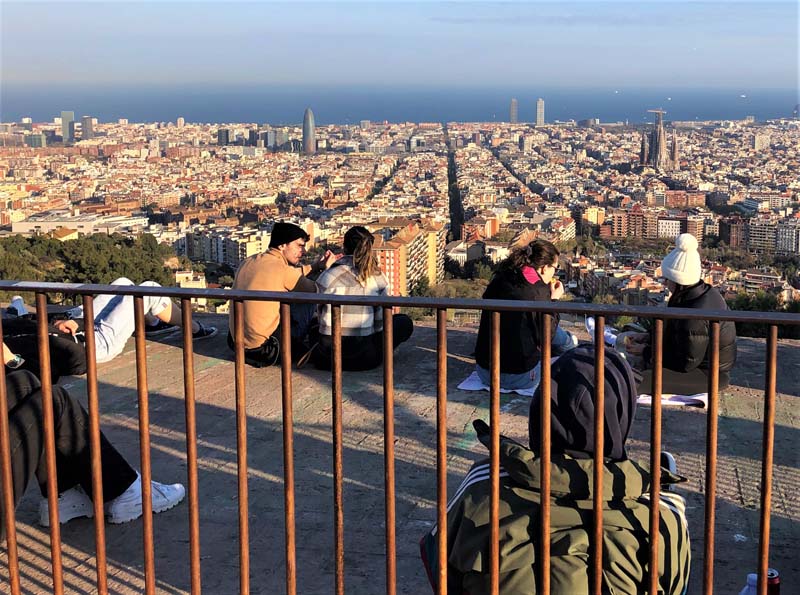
left=105, top=473, right=186, bottom=524
left=39, top=485, right=94, bottom=527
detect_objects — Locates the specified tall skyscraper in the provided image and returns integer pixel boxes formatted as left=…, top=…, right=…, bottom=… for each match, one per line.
left=647, top=109, right=669, bottom=171
left=639, top=131, right=649, bottom=165
left=670, top=129, right=679, bottom=168
left=302, top=107, right=316, bottom=154
left=536, top=98, right=545, bottom=126
left=61, top=110, right=75, bottom=143
left=81, top=115, right=94, bottom=140
left=509, top=98, right=518, bottom=124
left=176, top=116, right=185, bottom=128
left=217, top=128, right=230, bottom=146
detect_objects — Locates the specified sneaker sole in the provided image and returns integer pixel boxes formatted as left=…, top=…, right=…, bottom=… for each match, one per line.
left=145, top=328, right=180, bottom=337
left=193, top=328, right=218, bottom=341
left=106, top=497, right=185, bottom=525
left=39, top=508, right=94, bottom=527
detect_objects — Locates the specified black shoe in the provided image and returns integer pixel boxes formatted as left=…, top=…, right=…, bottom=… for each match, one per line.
left=192, top=323, right=217, bottom=340
left=145, top=321, right=179, bottom=337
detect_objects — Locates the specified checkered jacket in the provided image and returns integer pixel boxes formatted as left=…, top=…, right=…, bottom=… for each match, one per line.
left=316, top=256, right=388, bottom=337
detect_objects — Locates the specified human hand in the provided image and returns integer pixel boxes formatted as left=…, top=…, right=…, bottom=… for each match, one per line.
left=622, top=332, right=650, bottom=355
left=550, top=279, right=565, bottom=300
left=323, top=249, right=341, bottom=270
left=55, top=319, right=79, bottom=336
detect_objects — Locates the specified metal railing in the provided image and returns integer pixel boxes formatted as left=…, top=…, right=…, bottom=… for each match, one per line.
left=0, top=280, right=797, bottom=595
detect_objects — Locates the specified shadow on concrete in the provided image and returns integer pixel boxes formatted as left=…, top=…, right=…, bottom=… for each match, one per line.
left=1, top=324, right=797, bottom=594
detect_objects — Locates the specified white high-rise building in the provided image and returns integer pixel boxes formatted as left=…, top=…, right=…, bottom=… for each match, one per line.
left=536, top=98, right=545, bottom=126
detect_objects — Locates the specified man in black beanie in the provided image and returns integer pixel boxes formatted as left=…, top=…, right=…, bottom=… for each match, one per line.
left=420, top=345, right=691, bottom=594
left=228, top=221, right=338, bottom=367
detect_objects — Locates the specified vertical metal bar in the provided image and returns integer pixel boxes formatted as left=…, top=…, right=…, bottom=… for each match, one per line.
left=539, top=313, right=552, bottom=595
left=489, top=311, right=501, bottom=595
left=591, top=316, right=606, bottom=595
left=35, top=292, right=64, bottom=595
left=133, top=296, right=156, bottom=595
left=180, top=299, right=202, bottom=595
left=436, top=309, right=448, bottom=594
left=280, top=303, right=297, bottom=595
left=0, top=316, right=21, bottom=595
left=233, top=300, right=250, bottom=595
left=383, top=306, right=396, bottom=595
left=648, top=318, right=664, bottom=595
left=757, top=324, right=777, bottom=595
left=703, top=321, right=720, bottom=595
left=81, top=296, right=108, bottom=595
left=331, top=305, right=345, bottom=595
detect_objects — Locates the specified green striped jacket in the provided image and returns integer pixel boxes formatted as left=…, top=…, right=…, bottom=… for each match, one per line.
left=422, top=435, right=691, bottom=594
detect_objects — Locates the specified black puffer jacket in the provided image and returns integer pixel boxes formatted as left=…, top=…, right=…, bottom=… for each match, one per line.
left=474, top=268, right=556, bottom=374
left=660, top=281, right=737, bottom=373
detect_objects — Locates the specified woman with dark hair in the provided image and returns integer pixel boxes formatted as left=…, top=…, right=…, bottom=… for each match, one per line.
left=473, top=238, right=576, bottom=390
left=313, top=226, right=414, bottom=371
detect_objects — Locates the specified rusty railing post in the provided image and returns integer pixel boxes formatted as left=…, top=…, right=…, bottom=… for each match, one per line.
left=592, top=316, right=606, bottom=595
left=180, top=298, right=202, bottom=595
left=383, top=306, right=396, bottom=595
left=233, top=300, right=250, bottom=595
left=648, top=318, right=664, bottom=595
left=703, top=321, right=720, bottom=595
left=280, top=303, right=297, bottom=595
left=36, top=292, right=64, bottom=595
left=489, top=310, right=500, bottom=595
left=0, top=315, right=21, bottom=595
left=331, top=305, right=345, bottom=595
left=81, top=295, right=109, bottom=594
left=757, top=325, right=778, bottom=595
left=133, top=296, right=156, bottom=595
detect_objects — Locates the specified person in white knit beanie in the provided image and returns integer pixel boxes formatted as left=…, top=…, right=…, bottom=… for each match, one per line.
left=660, top=233, right=702, bottom=286
left=627, top=233, right=737, bottom=395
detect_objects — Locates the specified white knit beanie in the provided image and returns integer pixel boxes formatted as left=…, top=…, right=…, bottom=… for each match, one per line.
left=661, top=233, right=702, bottom=286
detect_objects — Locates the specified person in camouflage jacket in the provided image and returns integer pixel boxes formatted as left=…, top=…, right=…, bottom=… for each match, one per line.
left=421, top=346, right=691, bottom=594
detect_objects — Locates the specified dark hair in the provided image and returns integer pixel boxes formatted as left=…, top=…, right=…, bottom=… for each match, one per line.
left=343, top=226, right=378, bottom=283
left=497, top=239, right=560, bottom=275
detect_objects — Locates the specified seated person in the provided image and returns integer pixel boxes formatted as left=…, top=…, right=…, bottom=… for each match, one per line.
left=312, top=226, right=413, bottom=371
left=421, top=345, right=691, bottom=594
left=227, top=221, right=338, bottom=367
left=473, top=239, right=576, bottom=391
left=1, top=370, right=185, bottom=532
left=628, top=233, right=737, bottom=395
left=4, top=279, right=216, bottom=377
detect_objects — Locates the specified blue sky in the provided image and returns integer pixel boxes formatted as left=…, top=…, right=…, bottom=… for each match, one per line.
left=2, top=1, right=797, bottom=89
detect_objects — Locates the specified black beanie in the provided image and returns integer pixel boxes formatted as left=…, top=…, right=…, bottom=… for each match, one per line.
left=529, top=345, right=637, bottom=461
left=269, top=222, right=309, bottom=249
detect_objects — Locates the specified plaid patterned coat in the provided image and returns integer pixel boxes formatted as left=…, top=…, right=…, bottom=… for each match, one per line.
left=316, top=256, right=389, bottom=337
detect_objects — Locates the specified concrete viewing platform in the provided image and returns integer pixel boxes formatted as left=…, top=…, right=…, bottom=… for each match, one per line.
left=1, top=315, right=798, bottom=594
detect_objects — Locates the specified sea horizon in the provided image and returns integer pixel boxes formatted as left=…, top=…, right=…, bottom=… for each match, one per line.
left=2, top=84, right=798, bottom=126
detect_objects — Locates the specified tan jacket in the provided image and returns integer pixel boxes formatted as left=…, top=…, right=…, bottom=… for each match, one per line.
left=229, top=249, right=316, bottom=349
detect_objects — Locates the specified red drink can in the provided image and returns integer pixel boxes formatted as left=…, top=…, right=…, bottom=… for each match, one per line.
left=767, top=568, right=780, bottom=595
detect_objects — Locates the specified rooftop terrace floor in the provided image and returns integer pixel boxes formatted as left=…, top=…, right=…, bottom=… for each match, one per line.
left=1, top=316, right=798, bottom=594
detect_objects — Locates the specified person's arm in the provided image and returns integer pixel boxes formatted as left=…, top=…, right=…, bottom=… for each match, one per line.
left=662, top=318, right=708, bottom=373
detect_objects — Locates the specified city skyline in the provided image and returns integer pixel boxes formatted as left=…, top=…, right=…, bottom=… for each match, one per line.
left=1, top=2, right=796, bottom=90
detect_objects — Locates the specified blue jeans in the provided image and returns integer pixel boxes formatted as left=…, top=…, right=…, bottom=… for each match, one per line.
left=476, top=325, right=578, bottom=390
left=476, top=365, right=536, bottom=390
left=68, top=278, right=171, bottom=363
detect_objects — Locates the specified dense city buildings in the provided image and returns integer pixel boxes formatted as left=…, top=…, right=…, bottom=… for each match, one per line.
left=0, top=109, right=798, bottom=302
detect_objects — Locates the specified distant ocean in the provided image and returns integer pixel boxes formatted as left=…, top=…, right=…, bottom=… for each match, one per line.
left=2, top=84, right=798, bottom=125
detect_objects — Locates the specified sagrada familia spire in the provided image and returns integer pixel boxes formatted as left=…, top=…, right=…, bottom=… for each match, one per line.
left=640, top=109, right=679, bottom=172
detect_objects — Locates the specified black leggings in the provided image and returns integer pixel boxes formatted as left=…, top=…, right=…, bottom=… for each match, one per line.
left=312, top=314, right=414, bottom=371
left=1, top=370, right=137, bottom=536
